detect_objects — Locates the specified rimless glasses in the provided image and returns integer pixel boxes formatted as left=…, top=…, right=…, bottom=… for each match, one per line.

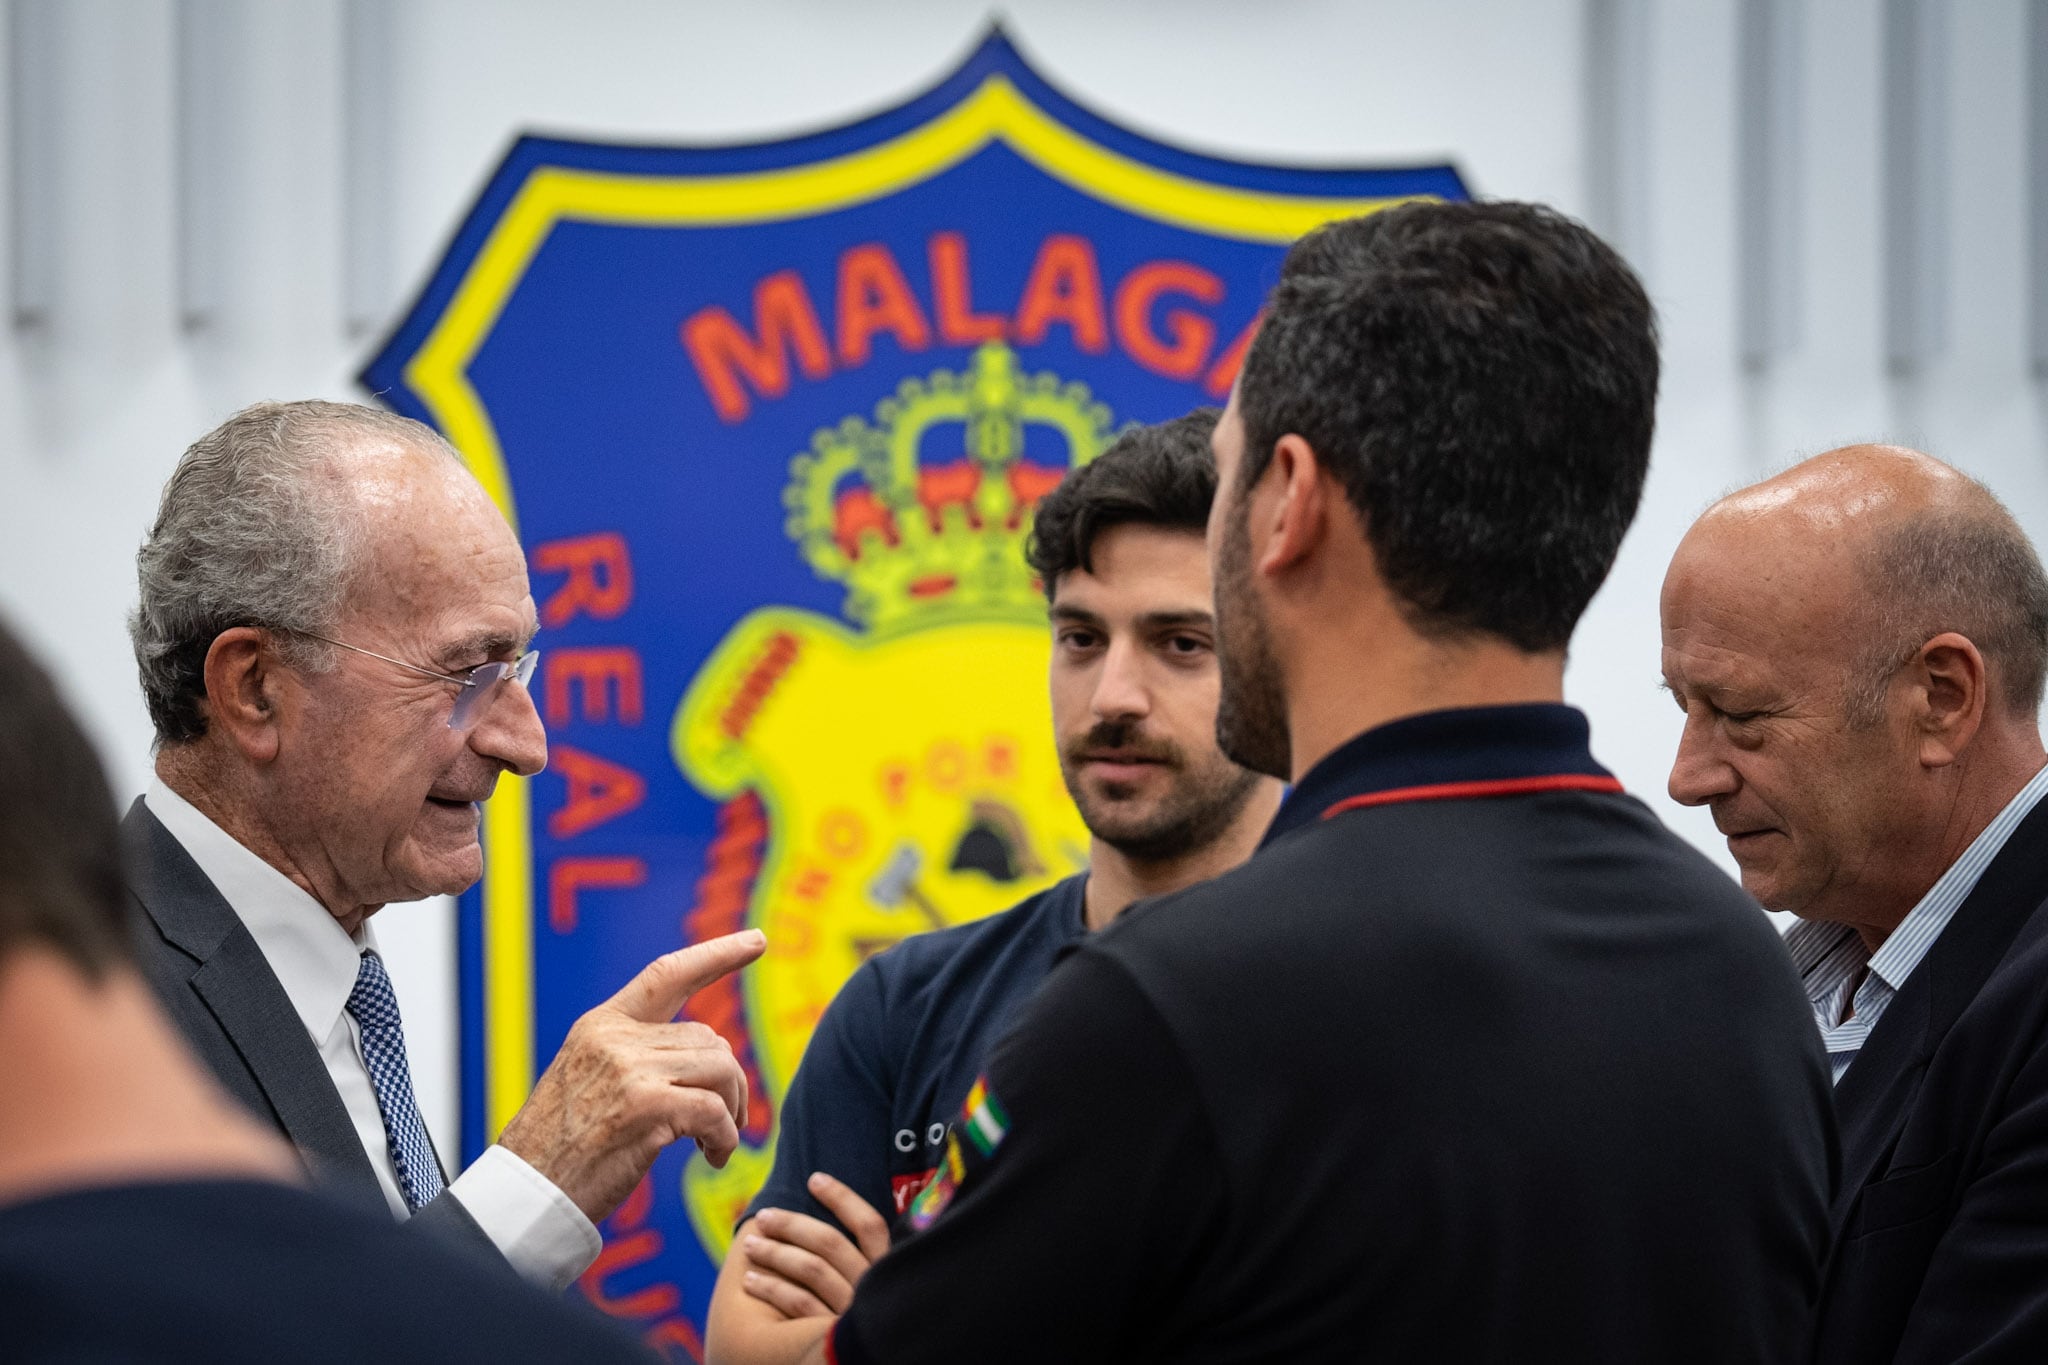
left=294, top=630, right=539, bottom=732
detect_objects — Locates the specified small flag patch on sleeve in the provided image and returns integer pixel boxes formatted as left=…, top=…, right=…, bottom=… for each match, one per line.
left=960, top=1077, right=1009, bottom=1155
left=905, top=1073, right=1009, bottom=1231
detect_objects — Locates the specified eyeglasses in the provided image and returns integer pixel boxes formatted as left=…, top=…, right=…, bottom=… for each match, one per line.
left=293, top=630, right=539, bottom=732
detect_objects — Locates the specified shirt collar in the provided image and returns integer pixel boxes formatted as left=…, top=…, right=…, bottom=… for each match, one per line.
left=1055, top=873, right=1089, bottom=937
left=1783, top=917, right=1856, bottom=976
left=145, top=777, right=373, bottom=1039
left=1783, top=757, right=2048, bottom=993
left=1261, top=703, right=1618, bottom=848
left=1868, top=758, right=2048, bottom=992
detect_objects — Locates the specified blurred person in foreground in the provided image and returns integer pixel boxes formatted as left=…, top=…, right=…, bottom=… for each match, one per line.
left=1664, top=444, right=2048, bottom=1364
left=705, top=411, right=1282, bottom=1365
left=0, top=613, right=658, bottom=1363
left=794, top=200, right=1833, bottom=1365
left=124, top=401, right=763, bottom=1291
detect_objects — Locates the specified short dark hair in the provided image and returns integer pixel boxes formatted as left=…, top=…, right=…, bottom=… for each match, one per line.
left=1027, top=409, right=1220, bottom=595
left=0, top=614, right=130, bottom=977
left=1235, top=200, right=1658, bottom=651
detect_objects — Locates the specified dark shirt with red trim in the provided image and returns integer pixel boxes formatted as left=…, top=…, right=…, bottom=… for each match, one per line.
left=831, top=704, right=1834, bottom=1365
left=741, top=875, right=1087, bottom=1238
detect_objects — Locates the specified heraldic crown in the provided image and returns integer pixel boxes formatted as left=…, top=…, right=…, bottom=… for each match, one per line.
left=785, top=342, right=1120, bottom=631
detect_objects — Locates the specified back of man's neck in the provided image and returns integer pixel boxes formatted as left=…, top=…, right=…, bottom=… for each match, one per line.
left=1284, top=636, right=1568, bottom=785
left=0, top=948, right=300, bottom=1207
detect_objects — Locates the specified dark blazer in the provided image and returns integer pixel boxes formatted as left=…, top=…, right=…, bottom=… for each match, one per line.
left=121, top=799, right=498, bottom=1265
left=1811, top=793, right=2048, bottom=1363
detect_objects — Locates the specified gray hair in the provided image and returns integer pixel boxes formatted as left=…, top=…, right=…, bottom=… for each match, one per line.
left=130, top=400, right=461, bottom=744
left=1845, top=486, right=2048, bottom=725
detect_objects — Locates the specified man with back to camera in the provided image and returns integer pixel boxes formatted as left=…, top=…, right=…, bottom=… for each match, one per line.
left=124, top=400, right=765, bottom=1291
left=0, top=612, right=663, bottom=1363
left=1662, top=444, right=2048, bottom=1363
left=792, top=200, right=1834, bottom=1364
left=703, top=411, right=1284, bottom=1364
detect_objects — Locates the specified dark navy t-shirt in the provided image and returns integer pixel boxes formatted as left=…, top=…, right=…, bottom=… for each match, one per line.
left=741, top=873, right=1087, bottom=1238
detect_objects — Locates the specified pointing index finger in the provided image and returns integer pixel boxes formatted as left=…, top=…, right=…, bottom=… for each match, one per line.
left=606, top=929, right=767, bottom=1022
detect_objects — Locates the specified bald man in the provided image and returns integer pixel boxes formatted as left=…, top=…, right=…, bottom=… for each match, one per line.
left=1663, top=444, right=2048, bottom=1364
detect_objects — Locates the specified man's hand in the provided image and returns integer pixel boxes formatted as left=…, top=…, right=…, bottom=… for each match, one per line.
left=738, top=1172, right=893, bottom=1318
left=497, top=929, right=767, bottom=1223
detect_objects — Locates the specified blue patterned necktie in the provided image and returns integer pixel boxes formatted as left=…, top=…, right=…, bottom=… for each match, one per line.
left=346, top=950, right=446, bottom=1212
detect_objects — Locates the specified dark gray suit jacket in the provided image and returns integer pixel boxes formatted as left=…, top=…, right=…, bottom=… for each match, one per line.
left=122, top=798, right=500, bottom=1266
left=1809, top=792, right=2048, bottom=1363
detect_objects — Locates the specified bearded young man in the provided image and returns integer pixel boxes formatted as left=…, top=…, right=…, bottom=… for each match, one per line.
left=704, top=411, right=1280, bottom=1365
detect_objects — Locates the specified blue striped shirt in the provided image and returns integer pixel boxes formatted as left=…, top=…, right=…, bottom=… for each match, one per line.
left=1786, top=760, right=2048, bottom=1084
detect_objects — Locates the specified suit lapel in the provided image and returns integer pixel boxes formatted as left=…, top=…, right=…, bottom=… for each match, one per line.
left=188, top=929, right=386, bottom=1191
left=124, top=799, right=386, bottom=1196
left=1831, top=978, right=1931, bottom=1213
left=1832, top=794, right=2048, bottom=1214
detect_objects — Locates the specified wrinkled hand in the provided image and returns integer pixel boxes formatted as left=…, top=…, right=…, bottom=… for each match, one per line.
left=739, top=1172, right=893, bottom=1318
left=498, top=929, right=767, bottom=1224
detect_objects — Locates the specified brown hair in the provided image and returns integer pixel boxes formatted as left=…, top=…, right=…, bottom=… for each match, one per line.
left=0, top=613, right=129, bottom=976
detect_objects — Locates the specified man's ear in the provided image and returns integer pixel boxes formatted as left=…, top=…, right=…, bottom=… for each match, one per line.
left=1909, top=631, right=1988, bottom=769
left=202, top=627, right=286, bottom=764
left=1253, top=433, right=1330, bottom=576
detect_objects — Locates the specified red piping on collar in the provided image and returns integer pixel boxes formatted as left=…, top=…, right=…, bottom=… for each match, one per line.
left=1321, top=772, right=1625, bottom=819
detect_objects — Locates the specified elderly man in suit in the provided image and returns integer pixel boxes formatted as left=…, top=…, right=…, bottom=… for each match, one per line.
left=1663, top=444, right=2048, bottom=1363
left=125, top=400, right=763, bottom=1291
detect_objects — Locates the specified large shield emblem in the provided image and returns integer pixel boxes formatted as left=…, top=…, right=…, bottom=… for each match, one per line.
left=362, top=28, right=1464, bottom=1357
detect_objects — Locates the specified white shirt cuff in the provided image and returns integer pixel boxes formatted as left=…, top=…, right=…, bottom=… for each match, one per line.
left=448, top=1144, right=603, bottom=1292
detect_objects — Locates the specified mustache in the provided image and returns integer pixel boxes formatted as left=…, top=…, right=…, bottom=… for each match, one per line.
left=1063, top=720, right=1182, bottom=766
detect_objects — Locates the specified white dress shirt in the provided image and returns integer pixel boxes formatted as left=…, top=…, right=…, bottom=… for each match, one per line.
left=1785, top=758, right=2048, bottom=1084
left=145, top=779, right=600, bottom=1291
